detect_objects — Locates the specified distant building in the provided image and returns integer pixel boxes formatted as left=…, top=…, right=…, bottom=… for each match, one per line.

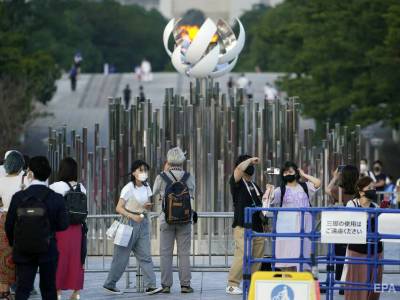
left=117, top=0, right=284, bottom=23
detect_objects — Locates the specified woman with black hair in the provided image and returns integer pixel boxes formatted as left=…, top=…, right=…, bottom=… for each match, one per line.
left=326, top=165, right=359, bottom=206
left=344, top=176, right=383, bottom=300
left=50, top=157, right=87, bottom=300
left=326, top=165, right=359, bottom=294
left=103, top=160, right=162, bottom=295
left=268, top=161, right=321, bottom=271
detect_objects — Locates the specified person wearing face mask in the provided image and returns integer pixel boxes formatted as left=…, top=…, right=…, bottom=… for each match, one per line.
left=325, top=165, right=359, bottom=295
left=103, top=160, right=162, bottom=295
left=344, top=176, right=383, bottom=300
left=370, top=160, right=388, bottom=194
left=0, top=151, right=25, bottom=299
left=226, top=155, right=264, bottom=295
left=267, top=161, right=321, bottom=272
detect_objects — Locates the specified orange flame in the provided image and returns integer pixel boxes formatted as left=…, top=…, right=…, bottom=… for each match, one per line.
left=179, top=25, right=218, bottom=43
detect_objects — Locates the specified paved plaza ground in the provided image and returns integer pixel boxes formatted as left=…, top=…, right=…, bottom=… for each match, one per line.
left=28, top=270, right=399, bottom=300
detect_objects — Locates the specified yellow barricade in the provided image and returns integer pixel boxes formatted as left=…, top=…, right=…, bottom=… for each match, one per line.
left=248, top=271, right=320, bottom=300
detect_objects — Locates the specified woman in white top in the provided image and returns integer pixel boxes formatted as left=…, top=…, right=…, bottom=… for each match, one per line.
left=50, top=157, right=87, bottom=300
left=0, top=151, right=25, bottom=299
left=103, top=160, right=162, bottom=295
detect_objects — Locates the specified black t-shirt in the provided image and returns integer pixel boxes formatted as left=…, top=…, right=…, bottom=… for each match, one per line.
left=229, top=175, right=263, bottom=232
left=348, top=201, right=383, bottom=254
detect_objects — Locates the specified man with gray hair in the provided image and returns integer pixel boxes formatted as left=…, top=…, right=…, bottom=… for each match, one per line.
left=153, top=147, right=195, bottom=294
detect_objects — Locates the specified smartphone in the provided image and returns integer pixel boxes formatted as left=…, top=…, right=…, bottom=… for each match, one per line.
left=265, top=167, right=280, bottom=175
left=337, top=165, right=346, bottom=172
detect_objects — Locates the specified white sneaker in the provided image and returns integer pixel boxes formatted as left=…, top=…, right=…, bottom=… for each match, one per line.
left=226, top=286, right=243, bottom=295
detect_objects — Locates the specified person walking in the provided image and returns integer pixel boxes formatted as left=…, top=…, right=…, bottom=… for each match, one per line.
left=50, top=158, right=87, bottom=300
left=123, top=84, right=132, bottom=109
left=103, top=160, right=162, bottom=295
left=226, top=155, right=265, bottom=295
left=152, top=147, right=196, bottom=294
left=0, top=151, right=25, bottom=299
left=268, top=161, right=321, bottom=272
left=5, top=156, right=69, bottom=300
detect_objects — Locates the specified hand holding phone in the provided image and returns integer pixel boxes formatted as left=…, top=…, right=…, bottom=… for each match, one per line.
left=265, top=167, right=280, bottom=175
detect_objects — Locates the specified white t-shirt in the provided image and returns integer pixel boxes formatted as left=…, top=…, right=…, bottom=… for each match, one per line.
left=50, top=181, right=87, bottom=197
left=120, top=182, right=152, bottom=213
left=0, top=174, right=24, bottom=212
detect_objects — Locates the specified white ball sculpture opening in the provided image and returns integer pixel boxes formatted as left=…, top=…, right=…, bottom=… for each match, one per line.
left=163, top=18, right=246, bottom=78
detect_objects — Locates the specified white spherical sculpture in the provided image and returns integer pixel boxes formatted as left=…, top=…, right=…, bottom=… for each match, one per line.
left=163, top=18, right=245, bottom=78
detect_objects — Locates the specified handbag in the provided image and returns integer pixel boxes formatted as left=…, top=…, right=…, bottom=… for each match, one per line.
left=113, top=218, right=133, bottom=247
left=106, top=220, right=121, bottom=240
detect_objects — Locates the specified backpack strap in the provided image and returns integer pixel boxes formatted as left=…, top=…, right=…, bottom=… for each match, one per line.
left=64, top=181, right=74, bottom=191
left=181, top=172, right=190, bottom=184
left=279, top=185, right=286, bottom=207
left=21, top=188, right=50, bottom=204
left=160, top=172, right=173, bottom=187
left=299, top=181, right=312, bottom=207
left=169, top=170, right=179, bottom=182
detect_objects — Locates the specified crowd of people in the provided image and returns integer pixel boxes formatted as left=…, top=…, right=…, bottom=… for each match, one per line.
left=0, top=147, right=397, bottom=300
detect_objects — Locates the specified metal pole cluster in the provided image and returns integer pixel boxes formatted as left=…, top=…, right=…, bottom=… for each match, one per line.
left=47, top=80, right=364, bottom=214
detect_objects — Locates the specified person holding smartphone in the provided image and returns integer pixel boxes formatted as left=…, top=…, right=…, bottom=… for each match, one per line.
left=226, top=155, right=265, bottom=295
left=103, top=160, right=162, bottom=295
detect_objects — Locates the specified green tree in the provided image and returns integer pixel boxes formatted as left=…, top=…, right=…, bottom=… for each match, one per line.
left=0, top=0, right=60, bottom=152
left=245, top=0, right=400, bottom=131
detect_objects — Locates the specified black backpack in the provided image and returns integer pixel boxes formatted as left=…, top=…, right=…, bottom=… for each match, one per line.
left=14, top=190, right=51, bottom=254
left=280, top=182, right=312, bottom=207
left=64, top=182, right=88, bottom=224
left=160, top=171, right=192, bottom=225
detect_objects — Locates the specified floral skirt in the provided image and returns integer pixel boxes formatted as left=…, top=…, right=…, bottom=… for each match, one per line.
left=0, top=213, right=15, bottom=285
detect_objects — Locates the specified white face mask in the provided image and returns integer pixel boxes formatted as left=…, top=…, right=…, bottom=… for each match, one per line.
left=26, top=171, right=34, bottom=184
left=137, top=172, right=148, bottom=182
left=360, top=163, right=367, bottom=173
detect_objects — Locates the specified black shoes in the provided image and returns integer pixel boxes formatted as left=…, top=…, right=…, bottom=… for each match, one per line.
left=181, top=286, right=194, bottom=293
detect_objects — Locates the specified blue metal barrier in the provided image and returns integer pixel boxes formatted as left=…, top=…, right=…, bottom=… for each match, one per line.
left=243, top=207, right=400, bottom=300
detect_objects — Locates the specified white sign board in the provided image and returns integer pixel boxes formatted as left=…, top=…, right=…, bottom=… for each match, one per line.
left=321, top=211, right=367, bottom=244
left=378, top=213, right=400, bottom=243
left=255, top=280, right=311, bottom=300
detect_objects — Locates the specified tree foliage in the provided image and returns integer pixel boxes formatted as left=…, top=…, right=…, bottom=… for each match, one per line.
left=26, top=0, right=168, bottom=73
left=0, top=0, right=169, bottom=152
left=242, top=0, right=400, bottom=130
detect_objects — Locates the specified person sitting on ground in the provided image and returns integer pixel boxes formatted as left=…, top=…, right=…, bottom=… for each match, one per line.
left=5, top=156, right=68, bottom=300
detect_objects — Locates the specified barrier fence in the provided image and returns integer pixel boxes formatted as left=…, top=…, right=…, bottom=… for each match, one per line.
left=83, top=209, right=400, bottom=292
left=243, top=207, right=400, bottom=300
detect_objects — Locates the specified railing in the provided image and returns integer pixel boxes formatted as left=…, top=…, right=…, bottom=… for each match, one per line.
left=243, top=207, right=400, bottom=300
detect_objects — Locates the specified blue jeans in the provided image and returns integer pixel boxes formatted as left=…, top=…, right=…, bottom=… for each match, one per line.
left=104, top=218, right=156, bottom=289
